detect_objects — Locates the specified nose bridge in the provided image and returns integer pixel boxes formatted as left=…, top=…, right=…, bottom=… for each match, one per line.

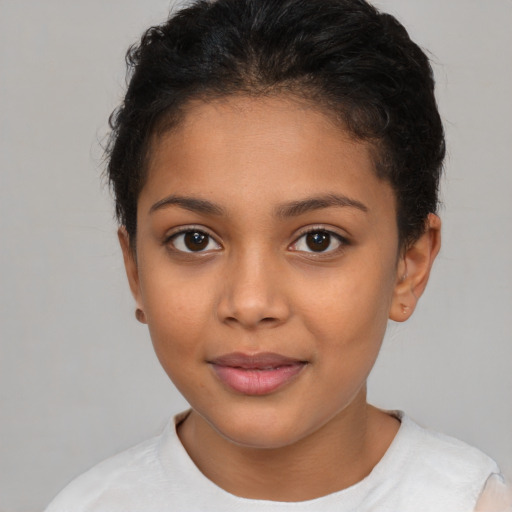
left=218, top=243, right=289, bottom=328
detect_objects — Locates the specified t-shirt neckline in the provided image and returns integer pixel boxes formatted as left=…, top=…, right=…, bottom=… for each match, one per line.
left=157, top=410, right=415, bottom=510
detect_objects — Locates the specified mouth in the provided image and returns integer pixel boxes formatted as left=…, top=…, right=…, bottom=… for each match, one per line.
left=208, top=352, right=308, bottom=396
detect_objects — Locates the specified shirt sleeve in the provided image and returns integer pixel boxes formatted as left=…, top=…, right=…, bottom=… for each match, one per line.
left=475, top=473, right=512, bottom=512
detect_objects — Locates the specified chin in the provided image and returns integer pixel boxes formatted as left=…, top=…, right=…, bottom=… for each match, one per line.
left=221, top=426, right=302, bottom=450
left=204, top=405, right=314, bottom=450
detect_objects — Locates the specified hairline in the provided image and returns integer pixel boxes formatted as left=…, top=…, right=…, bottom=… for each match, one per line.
left=127, top=90, right=408, bottom=254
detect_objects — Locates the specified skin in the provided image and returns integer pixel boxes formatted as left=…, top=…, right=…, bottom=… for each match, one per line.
left=119, top=95, right=441, bottom=501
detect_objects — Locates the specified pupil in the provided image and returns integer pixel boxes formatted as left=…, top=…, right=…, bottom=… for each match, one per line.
left=306, top=232, right=330, bottom=252
left=184, top=231, right=208, bottom=251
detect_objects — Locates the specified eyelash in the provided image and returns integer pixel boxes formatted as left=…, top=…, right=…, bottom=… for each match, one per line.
left=164, top=226, right=221, bottom=254
left=290, top=227, right=349, bottom=255
left=164, top=226, right=349, bottom=255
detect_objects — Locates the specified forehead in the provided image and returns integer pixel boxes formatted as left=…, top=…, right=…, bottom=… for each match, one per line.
left=142, top=95, right=395, bottom=221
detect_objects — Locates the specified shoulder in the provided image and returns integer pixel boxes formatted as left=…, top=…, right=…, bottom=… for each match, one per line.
left=401, top=414, right=499, bottom=477
left=387, top=413, right=501, bottom=511
left=44, top=432, right=166, bottom=512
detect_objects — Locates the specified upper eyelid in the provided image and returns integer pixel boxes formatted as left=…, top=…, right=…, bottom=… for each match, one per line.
left=163, top=226, right=221, bottom=251
left=165, top=227, right=222, bottom=253
left=162, top=224, right=348, bottom=247
left=292, top=225, right=349, bottom=242
left=288, top=227, right=350, bottom=254
left=288, top=227, right=350, bottom=256
left=164, top=225, right=219, bottom=241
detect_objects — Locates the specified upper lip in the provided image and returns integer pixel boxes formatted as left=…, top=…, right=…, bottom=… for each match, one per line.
left=208, top=352, right=306, bottom=369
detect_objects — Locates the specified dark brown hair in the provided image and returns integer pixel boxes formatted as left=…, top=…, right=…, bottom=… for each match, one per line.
left=107, top=0, right=445, bottom=248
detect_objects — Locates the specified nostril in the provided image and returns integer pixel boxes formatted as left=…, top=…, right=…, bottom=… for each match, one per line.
left=222, top=315, right=281, bottom=328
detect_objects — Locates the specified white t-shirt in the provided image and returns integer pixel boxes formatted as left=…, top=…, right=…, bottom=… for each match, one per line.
left=45, top=411, right=507, bottom=512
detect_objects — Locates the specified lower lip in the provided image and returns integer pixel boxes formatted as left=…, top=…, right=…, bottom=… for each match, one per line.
left=211, top=363, right=306, bottom=395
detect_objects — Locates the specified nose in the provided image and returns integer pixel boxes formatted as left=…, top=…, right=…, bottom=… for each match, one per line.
left=216, top=248, right=291, bottom=329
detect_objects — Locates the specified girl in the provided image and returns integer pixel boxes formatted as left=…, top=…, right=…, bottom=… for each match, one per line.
left=45, top=0, right=510, bottom=510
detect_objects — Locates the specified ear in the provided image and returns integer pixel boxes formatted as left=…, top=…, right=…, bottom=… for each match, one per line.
left=118, top=227, right=146, bottom=323
left=389, top=213, right=441, bottom=322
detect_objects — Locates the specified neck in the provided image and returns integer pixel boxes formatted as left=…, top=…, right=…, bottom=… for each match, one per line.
left=177, top=394, right=399, bottom=502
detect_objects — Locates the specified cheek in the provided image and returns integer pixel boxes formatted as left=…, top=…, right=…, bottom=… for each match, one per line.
left=143, top=280, right=217, bottom=402
left=140, top=266, right=215, bottom=363
left=140, top=250, right=216, bottom=321
left=297, top=259, right=396, bottom=342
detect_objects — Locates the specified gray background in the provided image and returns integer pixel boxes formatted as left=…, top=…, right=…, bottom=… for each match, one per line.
left=1, top=1, right=511, bottom=510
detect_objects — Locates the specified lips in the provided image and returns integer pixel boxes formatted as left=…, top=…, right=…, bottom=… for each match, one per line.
left=208, top=352, right=307, bottom=395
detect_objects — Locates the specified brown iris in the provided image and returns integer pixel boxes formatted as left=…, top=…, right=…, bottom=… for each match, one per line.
left=305, top=231, right=331, bottom=252
left=184, top=231, right=209, bottom=251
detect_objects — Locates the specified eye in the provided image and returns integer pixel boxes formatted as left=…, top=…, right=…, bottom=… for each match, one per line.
left=168, top=230, right=221, bottom=253
left=291, top=229, right=346, bottom=253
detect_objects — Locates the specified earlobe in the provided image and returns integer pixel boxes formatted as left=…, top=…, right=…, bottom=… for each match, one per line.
left=389, top=213, right=441, bottom=322
left=118, top=227, right=145, bottom=319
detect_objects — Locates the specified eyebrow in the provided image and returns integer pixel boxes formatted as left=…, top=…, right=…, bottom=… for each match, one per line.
left=149, top=192, right=368, bottom=218
left=275, top=194, right=368, bottom=218
left=149, top=195, right=225, bottom=216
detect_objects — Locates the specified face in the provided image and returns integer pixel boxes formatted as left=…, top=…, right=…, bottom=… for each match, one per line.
left=122, top=96, right=420, bottom=449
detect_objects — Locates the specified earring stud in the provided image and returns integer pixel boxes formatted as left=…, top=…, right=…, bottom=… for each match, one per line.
left=135, top=308, right=146, bottom=323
